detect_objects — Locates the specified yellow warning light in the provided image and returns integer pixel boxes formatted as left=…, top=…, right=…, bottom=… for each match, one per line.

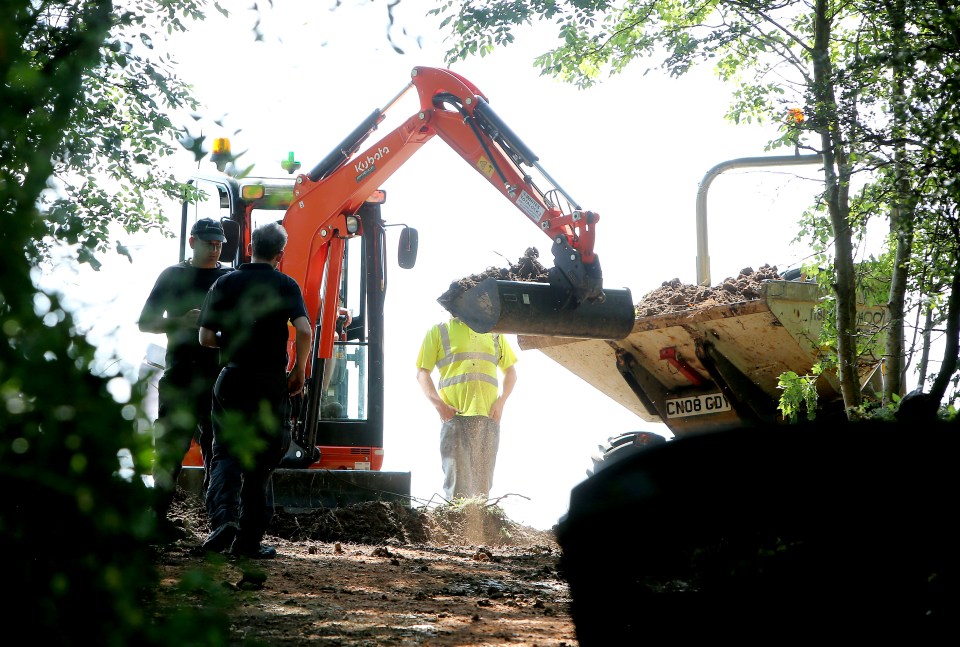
left=210, top=137, right=232, bottom=171
left=212, top=137, right=231, bottom=155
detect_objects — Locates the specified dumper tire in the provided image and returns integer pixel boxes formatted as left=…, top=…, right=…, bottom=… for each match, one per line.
left=559, top=420, right=960, bottom=643
left=587, top=431, right=666, bottom=477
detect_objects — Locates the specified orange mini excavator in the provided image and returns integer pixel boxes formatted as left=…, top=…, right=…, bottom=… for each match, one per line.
left=158, top=66, right=634, bottom=510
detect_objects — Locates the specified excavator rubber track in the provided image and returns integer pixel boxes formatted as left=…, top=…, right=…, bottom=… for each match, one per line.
left=178, top=467, right=412, bottom=512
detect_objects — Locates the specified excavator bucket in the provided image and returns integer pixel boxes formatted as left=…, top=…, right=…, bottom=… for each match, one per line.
left=442, top=277, right=636, bottom=340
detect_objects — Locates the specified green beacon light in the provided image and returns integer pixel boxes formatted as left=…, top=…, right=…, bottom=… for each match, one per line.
left=281, top=151, right=301, bottom=174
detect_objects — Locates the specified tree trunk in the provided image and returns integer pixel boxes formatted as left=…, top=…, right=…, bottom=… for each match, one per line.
left=883, top=0, right=913, bottom=405
left=812, top=0, right=862, bottom=417
left=916, top=304, right=932, bottom=386
left=928, top=251, right=960, bottom=404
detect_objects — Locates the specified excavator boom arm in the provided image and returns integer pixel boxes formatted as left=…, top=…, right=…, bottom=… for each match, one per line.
left=281, top=65, right=631, bottom=370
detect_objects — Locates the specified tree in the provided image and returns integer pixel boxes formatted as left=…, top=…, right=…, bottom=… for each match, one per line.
left=1, top=1, right=230, bottom=643
left=432, top=0, right=960, bottom=419
left=29, top=0, right=216, bottom=270
left=877, top=1, right=960, bottom=415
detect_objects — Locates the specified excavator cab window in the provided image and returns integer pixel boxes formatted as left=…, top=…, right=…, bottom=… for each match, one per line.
left=181, top=178, right=231, bottom=264
left=320, top=234, right=367, bottom=421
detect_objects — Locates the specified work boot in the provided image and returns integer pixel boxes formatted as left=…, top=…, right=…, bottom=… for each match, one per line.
left=202, top=522, right=239, bottom=553
left=228, top=541, right=277, bottom=560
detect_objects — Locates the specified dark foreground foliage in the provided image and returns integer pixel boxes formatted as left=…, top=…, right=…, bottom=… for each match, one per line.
left=1, top=2, right=232, bottom=644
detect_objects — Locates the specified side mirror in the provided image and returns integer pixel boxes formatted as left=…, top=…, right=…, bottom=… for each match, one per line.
left=398, top=226, right=418, bottom=269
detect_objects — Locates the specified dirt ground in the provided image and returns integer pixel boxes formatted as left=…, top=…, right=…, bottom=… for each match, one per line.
left=152, top=493, right=577, bottom=646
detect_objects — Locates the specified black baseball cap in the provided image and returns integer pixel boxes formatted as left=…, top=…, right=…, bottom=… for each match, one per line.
left=191, top=218, right=226, bottom=242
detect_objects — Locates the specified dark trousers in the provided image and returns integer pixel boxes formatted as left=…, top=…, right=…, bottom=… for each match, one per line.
left=154, top=363, right=218, bottom=519
left=206, top=366, right=290, bottom=551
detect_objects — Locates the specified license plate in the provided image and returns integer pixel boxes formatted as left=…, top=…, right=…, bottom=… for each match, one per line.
left=665, top=393, right=731, bottom=418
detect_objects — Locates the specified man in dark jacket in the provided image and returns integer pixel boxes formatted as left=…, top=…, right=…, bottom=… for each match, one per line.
left=138, top=217, right=233, bottom=538
left=198, top=222, right=312, bottom=559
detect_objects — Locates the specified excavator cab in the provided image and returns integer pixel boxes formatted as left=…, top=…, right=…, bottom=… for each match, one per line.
left=169, top=170, right=414, bottom=508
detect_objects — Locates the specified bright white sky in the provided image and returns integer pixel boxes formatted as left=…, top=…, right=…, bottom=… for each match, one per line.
left=38, top=0, right=874, bottom=530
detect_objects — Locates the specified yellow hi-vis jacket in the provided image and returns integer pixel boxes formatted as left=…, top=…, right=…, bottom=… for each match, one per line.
left=416, top=318, right=518, bottom=417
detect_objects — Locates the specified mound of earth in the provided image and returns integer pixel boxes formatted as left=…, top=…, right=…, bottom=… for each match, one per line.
left=168, top=491, right=556, bottom=550
left=448, top=247, right=551, bottom=289
left=633, top=264, right=784, bottom=316
left=438, top=247, right=785, bottom=319
left=268, top=499, right=556, bottom=547
left=438, top=247, right=550, bottom=307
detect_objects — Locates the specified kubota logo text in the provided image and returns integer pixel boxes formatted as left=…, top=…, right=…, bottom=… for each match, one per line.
left=355, top=146, right=391, bottom=175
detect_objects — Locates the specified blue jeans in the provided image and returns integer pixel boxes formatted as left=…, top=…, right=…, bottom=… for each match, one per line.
left=205, top=366, right=290, bottom=551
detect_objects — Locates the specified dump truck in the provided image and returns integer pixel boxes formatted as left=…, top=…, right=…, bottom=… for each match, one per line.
left=144, top=65, right=635, bottom=510
left=511, top=156, right=921, bottom=643
left=518, top=267, right=888, bottom=461
left=514, top=154, right=889, bottom=471
left=546, top=287, right=947, bottom=643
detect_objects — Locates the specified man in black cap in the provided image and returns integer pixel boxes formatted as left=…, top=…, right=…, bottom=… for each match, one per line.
left=138, top=217, right=234, bottom=540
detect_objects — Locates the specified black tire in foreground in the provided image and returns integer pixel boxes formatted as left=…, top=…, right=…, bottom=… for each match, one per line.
left=587, top=431, right=668, bottom=477
left=557, top=419, right=960, bottom=644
